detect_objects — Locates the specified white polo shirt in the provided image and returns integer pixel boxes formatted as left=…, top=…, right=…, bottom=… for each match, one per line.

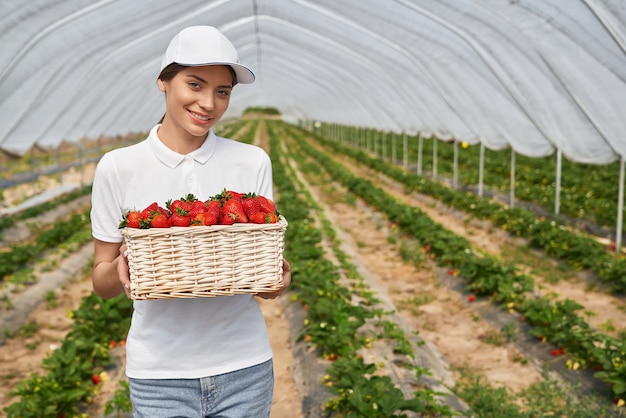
left=91, top=125, right=274, bottom=379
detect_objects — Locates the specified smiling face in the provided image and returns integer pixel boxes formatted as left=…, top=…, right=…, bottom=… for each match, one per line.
left=157, top=64, right=234, bottom=154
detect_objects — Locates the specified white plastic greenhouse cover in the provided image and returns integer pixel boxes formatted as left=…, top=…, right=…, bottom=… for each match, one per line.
left=1, top=0, right=626, bottom=164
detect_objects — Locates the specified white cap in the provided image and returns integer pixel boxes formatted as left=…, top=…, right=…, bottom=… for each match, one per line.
left=160, top=26, right=255, bottom=84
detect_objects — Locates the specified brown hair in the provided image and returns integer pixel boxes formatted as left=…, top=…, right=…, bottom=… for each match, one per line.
left=157, top=63, right=238, bottom=123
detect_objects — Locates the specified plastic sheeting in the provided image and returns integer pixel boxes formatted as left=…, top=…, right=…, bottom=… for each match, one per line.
left=1, top=0, right=625, bottom=164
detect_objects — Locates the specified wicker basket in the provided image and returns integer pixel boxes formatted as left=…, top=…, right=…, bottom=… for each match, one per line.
left=120, top=216, right=287, bottom=300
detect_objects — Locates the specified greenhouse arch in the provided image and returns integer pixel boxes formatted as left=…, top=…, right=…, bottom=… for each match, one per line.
left=2, top=0, right=626, bottom=243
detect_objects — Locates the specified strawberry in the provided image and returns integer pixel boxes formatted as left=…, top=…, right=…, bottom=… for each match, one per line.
left=214, top=188, right=242, bottom=204
left=191, top=213, right=205, bottom=226
left=221, top=199, right=248, bottom=224
left=91, top=374, right=101, bottom=385
left=188, top=200, right=207, bottom=218
left=241, top=193, right=262, bottom=218
left=170, top=209, right=191, bottom=227
left=119, top=210, right=142, bottom=228
left=205, top=199, right=221, bottom=219
left=150, top=213, right=170, bottom=228
left=256, top=195, right=277, bottom=214
left=265, top=212, right=278, bottom=223
left=249, top=212, right=267, bottom=224
left=167, top=198, right=192, bottom=214
left=203, top=214, right=219, bottom=226
left=140, top=202, right=159, bottom=221
left=225, top=190, right=243, bottom=202
left=220, top=214, right=236, bottom=225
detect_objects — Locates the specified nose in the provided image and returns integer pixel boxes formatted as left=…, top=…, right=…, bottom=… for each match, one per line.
left=198, top=92, right=215, bottom=111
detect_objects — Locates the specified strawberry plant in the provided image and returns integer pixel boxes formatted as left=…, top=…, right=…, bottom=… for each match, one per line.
left=595, top=336, right=626, bottom=401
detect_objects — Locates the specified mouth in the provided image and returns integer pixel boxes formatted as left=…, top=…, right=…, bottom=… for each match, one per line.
left=189, top=110, right=211, bottom=123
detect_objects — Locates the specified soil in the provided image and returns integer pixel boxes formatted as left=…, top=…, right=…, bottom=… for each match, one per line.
left=1, top=122, right=625, bottom=416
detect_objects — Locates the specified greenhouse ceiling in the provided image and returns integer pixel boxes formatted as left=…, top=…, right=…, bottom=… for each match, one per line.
left=1, top=0, right=625, bottom=164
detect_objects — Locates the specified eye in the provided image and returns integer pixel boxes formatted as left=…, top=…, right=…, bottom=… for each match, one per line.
left=188, top=82, right=201, bottom=89
left=217, top=89, right=231, bottom=97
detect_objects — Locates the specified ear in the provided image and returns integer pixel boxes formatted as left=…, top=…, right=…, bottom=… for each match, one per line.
left=157, top=79, right=166, bottom=92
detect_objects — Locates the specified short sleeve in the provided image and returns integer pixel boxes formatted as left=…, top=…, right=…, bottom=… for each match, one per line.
left=90, top=153, right=124, bottom=243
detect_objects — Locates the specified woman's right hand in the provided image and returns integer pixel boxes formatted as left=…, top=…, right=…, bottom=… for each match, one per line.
left=93, top=239, right=132, bottom=299
left=118, top=244, right=131, bottom=299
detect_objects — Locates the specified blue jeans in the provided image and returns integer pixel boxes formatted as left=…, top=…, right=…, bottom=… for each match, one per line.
left=128, top=359, right=274, bottom=417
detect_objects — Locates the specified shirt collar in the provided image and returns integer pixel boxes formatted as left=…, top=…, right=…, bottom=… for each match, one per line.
left=148, top=124, right=217, bottom=168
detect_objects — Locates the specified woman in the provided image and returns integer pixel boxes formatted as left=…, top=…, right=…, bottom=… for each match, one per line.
left=90, top=25, right=291, bottom=417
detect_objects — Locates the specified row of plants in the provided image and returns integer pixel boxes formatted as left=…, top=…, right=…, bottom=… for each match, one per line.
left=276, top=121, right=626, bottom=411
left=266, top=121, right=459, bottom=416
left=313, top=123, right=622, bottom=232
left=297, top=124, right=626, bottom=295
left=0, top=209, right=92, bottom=281
left=0, top=185, right=92, bottom=234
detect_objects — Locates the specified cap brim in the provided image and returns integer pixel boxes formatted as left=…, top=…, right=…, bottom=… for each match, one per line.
left=230, top=63, right=255, bottom=84
left=161, top=61, right=255, bottom=84
left=185, top=62, right=255, bottom=84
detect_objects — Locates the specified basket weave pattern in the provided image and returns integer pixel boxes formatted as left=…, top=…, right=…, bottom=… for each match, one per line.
left=121, top=217, right=287, bottom=300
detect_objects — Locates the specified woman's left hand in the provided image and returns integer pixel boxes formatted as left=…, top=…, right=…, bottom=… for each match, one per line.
left=257, top=259, right=291, bottom=299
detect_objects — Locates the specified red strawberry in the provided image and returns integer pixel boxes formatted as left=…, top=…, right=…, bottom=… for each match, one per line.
left=203, top=214, right=219, bottom=226
left=169, top=199, right=192, bottom=214
left=119, top=210, right=142, bottom=228
left=150, top=213, right=170, bottom=228
left=170, top=209, right=191, bottom=227
left=225, top=190, right=243, bottom=202
left=140, top=202, right=159, bottom=221
left=241, top=194, right=262, bottom=218
left=221, top=199, right=247, bottom=224
left=188, top=200, right=207, bottom=218
left=256, top=195, right=276, bottom=214
left=91, top=374, right=101, bottom=385
left=249, top=212, right=267, bottom=224
left=265, top=212, right=278, bottom=223
left=468, top=294, right=476, bottom=302
left=204, top=199, right=220, bottom=220
left=214, top=188, right=242, bottom=204
left=192, top=212, right=218, bottom=226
